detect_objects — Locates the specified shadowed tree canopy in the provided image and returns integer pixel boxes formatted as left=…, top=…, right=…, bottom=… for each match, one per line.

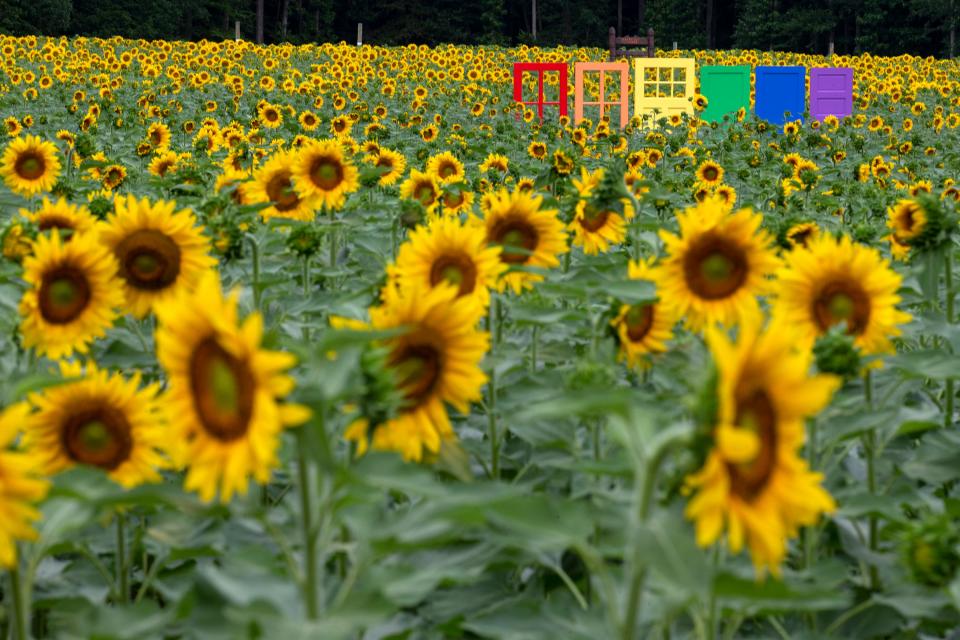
left=0, top=0, right=955, bottom=57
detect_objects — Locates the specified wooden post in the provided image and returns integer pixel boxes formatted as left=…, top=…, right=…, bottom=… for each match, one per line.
left=617, top=0, right=622, bottom=35
left=609, top=27, right=617, bottom=61
left=532, top=0, right=537, bottom=40
left=357, top=23, right=363, bottom=46
left=256, top=0, right=264, bottom=44
left=235, top=20, right=240, bottom=41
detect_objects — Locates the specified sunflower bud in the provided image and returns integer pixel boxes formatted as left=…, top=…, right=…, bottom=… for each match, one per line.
left=813, top=327, right=862, bottom=379
left=900, top=515, right=960, bottom=587
left=285, top=223, right=324, bottom=257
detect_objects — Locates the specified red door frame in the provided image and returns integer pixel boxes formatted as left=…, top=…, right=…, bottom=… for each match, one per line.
left=512, top=62, right=569, bottom=120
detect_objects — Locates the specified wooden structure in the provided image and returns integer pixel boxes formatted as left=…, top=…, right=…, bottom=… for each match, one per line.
left=512, top=62, right=569, bottom=120
left=573, top=62, right=630, bottom=127
left=609, top=27, right=655, bottom=61
left=632, top=58, right=696, bottom=126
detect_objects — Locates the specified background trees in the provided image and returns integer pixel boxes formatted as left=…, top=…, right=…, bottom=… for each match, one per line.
left=0, top=0, right=955, bottom=57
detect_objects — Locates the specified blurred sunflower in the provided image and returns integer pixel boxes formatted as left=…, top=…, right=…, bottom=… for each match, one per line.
left=27, top=362, right=167, bottom=488
left=0, top=135, right=61, bottom=197
left=785, top=222, right=819, bottom=249
left=99, top=195, right=216, bottom=318
left=248, top=150, right=319, bottom=221
left=774, top=234, right=911, bottom=356
left=20, top=197, right=97, bottom=239
left=570, top=196, right=627, bottom=255
left=370, top=148, right=407, bottom=186
left=886, top=198, right=926, bottom=243
left=610, top=259, right=677, bottom=369
left=19, top=230, right=123, bottom=360
left=0, top=403, right=49, bottom=569
left=400, top=169, right=441, bottom=213
left=426, top=151, right=465, bottom=184
left=146, top=122, right=171, bottom=149
left=654, top=198, right=780, bottom=330
left=155, top=271, right=309, bottom=503
left=345, top=284, right=488, bottom=461
left=685, top=317, right=839, bottom=577
left=392, top=215, right=505, bottom=308
left=483, top=188, right=568, bottom=293
left=292, top=138, right=359, bottom=210
left=148, top=150, right=181, bottom=177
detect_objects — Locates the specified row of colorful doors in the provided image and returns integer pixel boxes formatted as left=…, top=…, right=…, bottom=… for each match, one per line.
left=513, top=61, right=853, bottom=127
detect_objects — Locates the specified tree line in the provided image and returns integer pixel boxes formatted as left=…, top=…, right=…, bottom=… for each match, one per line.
left=0, top=0, right=956, bottom=58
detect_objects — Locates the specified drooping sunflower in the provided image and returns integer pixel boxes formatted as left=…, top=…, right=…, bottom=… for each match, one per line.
left=483, top=188, right=568, bottom=294
left=1, top=135, right=61, bottom=198
left=773, top=234, right=911, bottom=356
left=26, top=362, right=167, bottom=488
left=400, top=169, right=442, bottom=213
left=610, top=259, right=678, bottom=369
left=291, top=139, right=359, bottom=210
left=654, top=198, right=780, bottom=330
left=426, top=151, right=466, bottom=184
left=247, top=150, right=319, bottom=221
left=886, top=198, right=926, bottom=243
left=20, top=197, right=97, bottom=239
left=19, top=230, right=123, bottom=360
left=392, top=215, right=505, bottom=308
left=0, top=402, right=49, bottom=569
left=785, top=222, right=819, bottom=250
left=99, top=195, right=217, bottom=318
left=685, top=318, right=839, bottom=577
left=146, top=122, right=171, bottom=149
left=344, top=284, right=488, bottom=462
left=148, top=150, right=181, bottom=177
left=696, top=160, right=724, bottom=186
left=479, top=153, right=509, bottom=174
left=154, top=271, right=309, bottom=503
left=370, top=148, right=406, bottom=186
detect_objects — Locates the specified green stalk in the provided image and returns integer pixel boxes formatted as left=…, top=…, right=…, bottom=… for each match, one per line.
left=246, top=233, right=262, bottom=310
left=946, top=250, right=954, bottom=429
left=9, top=566, right=27, bottom=640
left=296, top=429, right=320, bottom=620
left=530, top=325, right=539, bottom=373
left=863, top=371, right=879, bottom=590
left=116, top=513, right=129, bottom=603
left=328, top=206, right=338, bottom=268
left=488, top=296, right=500, bottom=480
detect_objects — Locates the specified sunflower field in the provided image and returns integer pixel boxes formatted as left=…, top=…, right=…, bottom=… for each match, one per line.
left=0, top=34, right=959, bottom=639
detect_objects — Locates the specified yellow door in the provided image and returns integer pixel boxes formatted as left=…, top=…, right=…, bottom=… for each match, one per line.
left=632, top=58, right=696, bottom=126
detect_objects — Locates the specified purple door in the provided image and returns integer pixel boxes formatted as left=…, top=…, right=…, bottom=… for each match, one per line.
left=809, top=68, right=853, bottom=121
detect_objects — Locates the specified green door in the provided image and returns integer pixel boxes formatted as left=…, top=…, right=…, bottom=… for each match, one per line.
left=700, top=65, right=751, bottom=123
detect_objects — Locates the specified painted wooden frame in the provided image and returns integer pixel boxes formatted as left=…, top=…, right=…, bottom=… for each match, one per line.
left=632, top=58, right=696, bottom=126
left=699, top=65, right=751, bottom=123
left=573, top=61, right=631, bottom=127
left=754, top=66, right=807, bottom=125
left=809, top=67, right=853, bottom=121
left=512, top=62, right=569, bottom=120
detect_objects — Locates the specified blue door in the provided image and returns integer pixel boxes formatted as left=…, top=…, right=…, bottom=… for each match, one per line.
left=754, top=66, right=806, bottom=125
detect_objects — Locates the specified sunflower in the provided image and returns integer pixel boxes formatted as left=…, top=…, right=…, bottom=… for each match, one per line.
left=99, top=195, right=216, bottom=318
left=291, top=139, right=359, bottom=210
left=247, top=150, right=319, bottom=221
left=298, top=110, right=320, bottom=131
left=886, top=199, right=926, bottom=243
left=344, top=284, right=488, bottom=461
left=773, top=234, right=911, bottom=356
left=1, top=135, right=61, bottom=197
left=392, top=215, right=505, bottom=308
left=684, top=317, right=839, bottom=577
left=483, top=188, right=568, bottom=294
left=146, top=122, right=171, bottom=149
left=0, top=402, right=49, bottom=568
left=654, top=198, right=780, bottom=331
left=440, top=183, right=475, bottom=215
left=696, top=160, right=724, bottom=186
left=610, top=259, right=677, bottom=369
left=785, top=222, right=819, bottom=250
left=885, top=233, right=911, bottom=261
left=26, top=362, right=167, bottom=488
left=479, top=153, right=509, bottom=174
left=400, top=169, right=442, bottom=212
left=569, top=197, right=627, bottom=255
left=148, top=150, right=181, bottom=177
left=101, top=164, right=127, bottom=190
left=426, top=151, right=465, bottom=184
left=370, top=148, right=406, bottom=186
left=19, top=230, right=123, bottom=360
left=552, top=150, right=574, bottom=175
left=527, top=141, right=548, bottom=160
left=154, top=271, right=309, bottom=503
left=20, top=197, right=97, bottom=239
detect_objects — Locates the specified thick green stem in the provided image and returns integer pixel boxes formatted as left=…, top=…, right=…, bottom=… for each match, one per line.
left=530, top=325, right=539, bottom=373
left=116, top=514, right=129, bottom=603
left=297, top=430, right=320, bottom=620
left=946, top=250, right=954, bottom=429
left=863, top=371, right=879, bottom=590
left=247, top=233, right=262, bottom=310
left=9, top=567, right=27, bottom=640
left=328, top=207, right=338, bottom=268
left=488, top=297, right=500, bottom=480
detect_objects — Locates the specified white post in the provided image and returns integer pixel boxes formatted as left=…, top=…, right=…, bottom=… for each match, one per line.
left=673, top=41, right=677, bottom=50
left=235, top=21, right=241, bottom=41
left=357, top=23, right=363, bottom=46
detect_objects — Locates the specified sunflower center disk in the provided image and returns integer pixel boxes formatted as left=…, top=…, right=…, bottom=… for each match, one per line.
left=190, top=338, right=255, bottom=442
left=391, top=344, right=441, bottom=407
left=116, top=229, right=182, bottom=290
left=579, top=205, right=612, bottom=233
left=813, top=281, right=871, bottom=335
left=494, top=220, right=539, bottom=265
left=38, top=216, right=74, bottom=234
left=310, top=158, right=343, bottom=191
left=625, top=304, right=655, bottom=341
left=439, top=163, right=456, bottom=178
left=39, top=267, right=91, bottom=324
left=684, top=235, right=748, bottom=300
left=15, top=153, right=45, bottom=180
left=62, top=407, right=133, bottom=470
left=429, top=253, right=477, bottom=295
left=727, top=390, right=777, bottom=500
left=266, top=172, right=300, bottom=211
left=414, top=184, right=436, bottom=205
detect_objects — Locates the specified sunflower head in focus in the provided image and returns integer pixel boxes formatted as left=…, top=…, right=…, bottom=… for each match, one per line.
left=345, top=284, right=488, bottom=462
left=154, top=271, right=309, bottom=503
left=654, top=198, right=780, bottom=331
left=27, top=362, right=168, bottom=488
left=695, top=160, right=724, bottom=186
left=1, top=135, right=62, bottom=198
left=369, top=148, right=406, bottom=186
left=99, top=195, right=217, bottom=318
left=20, top=197, right=97, bottom=239
left=292, top=138, right=359, bottom=210
left=774, top=233, right=911, bottom=356
left=400, top=169, right=442, bottom=213
left=426, top=151, right=465, bottom=184
left=0, top=402, right=49, bottom=569
left=483, top=188, right=568, bottom=294
left=611, top=259, right=678, bottom=369
left=684, top=317, right=839, bottom=578
left=247, top=150, right=319, bottom=221
left=19, top=230, right=123, bottom=360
